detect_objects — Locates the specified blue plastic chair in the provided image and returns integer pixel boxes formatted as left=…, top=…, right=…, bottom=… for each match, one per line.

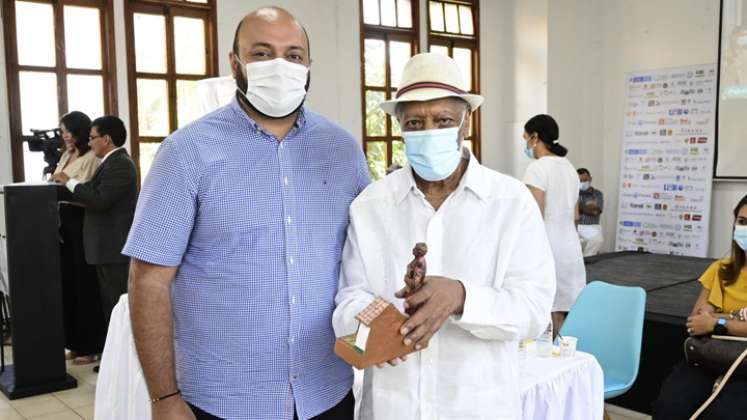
left=558, top=281, right=647, bottom=399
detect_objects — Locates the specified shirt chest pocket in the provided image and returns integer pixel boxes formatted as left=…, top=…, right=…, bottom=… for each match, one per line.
left=295, top=166, right=356, bottom=252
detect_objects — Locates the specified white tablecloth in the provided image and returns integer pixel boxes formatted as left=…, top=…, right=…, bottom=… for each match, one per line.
left=95, top=295, right=151, bottom=420
left=519, top=350, right=605, bottom=420
left=95, top=297, right=604, bottom=420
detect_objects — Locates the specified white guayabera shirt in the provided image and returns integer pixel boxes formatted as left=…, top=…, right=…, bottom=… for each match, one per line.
left=333, top=150, right=557, bottom=420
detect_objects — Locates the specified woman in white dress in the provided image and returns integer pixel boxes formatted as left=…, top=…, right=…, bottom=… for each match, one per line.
left=521, top=114, right=586, bottom=333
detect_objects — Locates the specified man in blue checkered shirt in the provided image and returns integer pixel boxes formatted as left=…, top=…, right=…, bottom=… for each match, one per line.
left=124, top=7, right=370, bottom=420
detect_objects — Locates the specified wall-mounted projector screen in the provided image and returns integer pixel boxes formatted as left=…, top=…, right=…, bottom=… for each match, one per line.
left=717, top=0, right=747, bottom=178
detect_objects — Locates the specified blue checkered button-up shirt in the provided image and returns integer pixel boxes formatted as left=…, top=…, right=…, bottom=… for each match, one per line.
left=123, top=98, right=370, bottom=420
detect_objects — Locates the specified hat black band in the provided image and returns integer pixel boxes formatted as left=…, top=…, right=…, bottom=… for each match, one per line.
left=396, top=81, right=466, bottom=98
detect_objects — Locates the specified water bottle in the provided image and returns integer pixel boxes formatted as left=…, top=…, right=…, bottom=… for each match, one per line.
left=537, top=322, right=553, bottom=357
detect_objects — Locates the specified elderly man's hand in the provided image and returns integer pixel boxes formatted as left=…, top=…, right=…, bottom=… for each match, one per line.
left=51, top=173, right=70, bottom=184
left=399, top=276, right=465, bottom=350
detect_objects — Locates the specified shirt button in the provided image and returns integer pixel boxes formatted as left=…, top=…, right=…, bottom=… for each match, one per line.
left=283, top=176, right=289, bottom=186
left=289, top=256, right=294, bottom=265
left=286, top=216, right=292, bottom=225
left=289, top=336, right=295, bottom=344
left=291, top=296, right=297, bottom=304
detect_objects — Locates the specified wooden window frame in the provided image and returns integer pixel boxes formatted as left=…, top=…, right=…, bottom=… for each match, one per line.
left=2, top=0, right=118, bottom=182
left=359, top=0, right=420, bottom=178
left=124, top=0, right=218, bottom=178
left=427, top=0, right=481, bottom=160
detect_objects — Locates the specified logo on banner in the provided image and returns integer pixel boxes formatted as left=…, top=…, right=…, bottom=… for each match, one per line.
left=617, top=65, right=715, bottom=257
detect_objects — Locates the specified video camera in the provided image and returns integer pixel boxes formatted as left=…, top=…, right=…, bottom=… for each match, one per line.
left=23, top=128, right=63, bottom=178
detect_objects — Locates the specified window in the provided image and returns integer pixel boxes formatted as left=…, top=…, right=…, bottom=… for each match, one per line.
left=428, top=0, right=481, bottom=159
left=2, top=0, right=118, bottom=182
left=360, top=0, right=419, bottom=180
left=125, top=0, right=218, bottom=179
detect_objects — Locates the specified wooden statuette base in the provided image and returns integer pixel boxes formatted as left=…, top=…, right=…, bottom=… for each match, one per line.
left=335, top=298, right=416, bottom=369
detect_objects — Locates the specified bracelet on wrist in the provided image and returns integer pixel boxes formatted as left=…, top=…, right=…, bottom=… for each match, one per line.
left=150, top=389, right=181, bottom=404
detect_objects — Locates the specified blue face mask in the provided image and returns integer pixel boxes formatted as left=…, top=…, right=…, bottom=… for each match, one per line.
left=524, top=141, right=535, bottom=160
left=734, top=226, right=747, bottom=251
left=403, top=124, right=463, bottom=181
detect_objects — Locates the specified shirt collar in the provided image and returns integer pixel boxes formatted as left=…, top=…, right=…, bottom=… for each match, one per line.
left=393, top=148, right=490, bottom=206
left=100, top=147, right=122, bottom=165
left=230, top=95, right=308, bottom=133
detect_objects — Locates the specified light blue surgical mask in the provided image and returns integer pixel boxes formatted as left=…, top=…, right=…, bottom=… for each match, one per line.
left=524, top=141, right=535, bottom=160
left=403, top=122, right=464, bottom=181
left=734, top=226, right=747, bottom=250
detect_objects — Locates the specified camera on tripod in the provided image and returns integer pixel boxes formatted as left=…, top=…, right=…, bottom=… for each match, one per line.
left=22, top=128, right=63, bottom=178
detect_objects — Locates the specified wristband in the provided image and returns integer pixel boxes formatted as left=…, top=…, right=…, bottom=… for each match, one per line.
left=150, top=389, right=181, bottom=404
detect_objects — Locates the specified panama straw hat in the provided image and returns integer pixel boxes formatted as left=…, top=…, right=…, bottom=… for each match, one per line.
left=379, top=52, right=484, bottom=115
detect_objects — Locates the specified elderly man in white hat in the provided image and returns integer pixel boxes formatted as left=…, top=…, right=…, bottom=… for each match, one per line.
left=333, top=53, right=556, bottom=419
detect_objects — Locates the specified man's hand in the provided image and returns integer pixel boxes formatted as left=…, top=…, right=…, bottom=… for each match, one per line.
left=152, top=396, right=196, bottom=420
left=51, top=173, right=70, bottom=184
left=687, top=311, right=717, bottom=336
left=398, top=276, right=465, bottom=350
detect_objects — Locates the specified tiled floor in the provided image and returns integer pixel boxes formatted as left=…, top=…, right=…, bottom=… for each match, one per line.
left=0, top=345, right=95, bottom=420
left=606, top=403, right=653, bottom=420
left=0, top=344, right=653, bottom=420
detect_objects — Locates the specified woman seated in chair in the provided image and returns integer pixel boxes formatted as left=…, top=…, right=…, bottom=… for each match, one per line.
left=653, top=194, right=747, bottom=420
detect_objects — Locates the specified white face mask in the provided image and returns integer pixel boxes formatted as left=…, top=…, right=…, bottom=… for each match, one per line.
left=402, top=115, right=466, bottom=181
left=240, top=58, right=309, bottom=118
left=580, top=181, right=591, bottom=191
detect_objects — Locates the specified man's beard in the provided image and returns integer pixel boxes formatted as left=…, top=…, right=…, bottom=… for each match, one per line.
left=234, top=63, right=311, bottom=120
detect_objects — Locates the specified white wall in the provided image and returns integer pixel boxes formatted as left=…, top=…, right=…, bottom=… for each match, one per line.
left=547, top=0, right=603, bottom=180
left=113, top=0, right=131, bottom=148
left=480, top=0, right=548, bottom=176
left=215, top=1, right=362, bottom=137
left=0, top=11, right=11, bottom=186
left=0, top=10, right=11, bottom=242
left=547, top=0, right=740, bottom=259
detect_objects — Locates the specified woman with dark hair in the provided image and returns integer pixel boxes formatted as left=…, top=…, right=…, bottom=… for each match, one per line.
left=56, top=111, right=99, bottom=179
left=55, top=111, right=107, bottom=365
left=521, top=114, right=585, bottom=334
left=653, top=195, right=747, bottom=419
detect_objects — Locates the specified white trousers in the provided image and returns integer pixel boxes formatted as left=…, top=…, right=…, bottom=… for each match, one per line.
left=577, top=224, right=603, bottom=256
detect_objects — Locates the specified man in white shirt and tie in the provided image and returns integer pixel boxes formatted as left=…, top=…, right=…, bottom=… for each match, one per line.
left=333, top=53, right=557, bottom=420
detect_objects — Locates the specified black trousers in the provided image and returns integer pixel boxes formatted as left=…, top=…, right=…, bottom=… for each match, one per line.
left=95, top=263, right=129, bottom=328
left=653, top=361, right=747, bottom=420
left=189, top=390, right=354, bottom=420
left=59, top=204, right=107, bottom=355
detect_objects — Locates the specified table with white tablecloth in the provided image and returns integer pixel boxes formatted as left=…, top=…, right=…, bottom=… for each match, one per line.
left=94, top=294, right=150, bottom=420
left=95, top=295, right=604, bottom=420
left=519, top=350, right=604, bottom=420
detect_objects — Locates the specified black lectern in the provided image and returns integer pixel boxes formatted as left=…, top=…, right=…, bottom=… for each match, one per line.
left=1, top=183, right=76, bottom=399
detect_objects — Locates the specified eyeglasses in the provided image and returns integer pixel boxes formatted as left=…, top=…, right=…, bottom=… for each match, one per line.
left=89, top=135, right=102, bottom=141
